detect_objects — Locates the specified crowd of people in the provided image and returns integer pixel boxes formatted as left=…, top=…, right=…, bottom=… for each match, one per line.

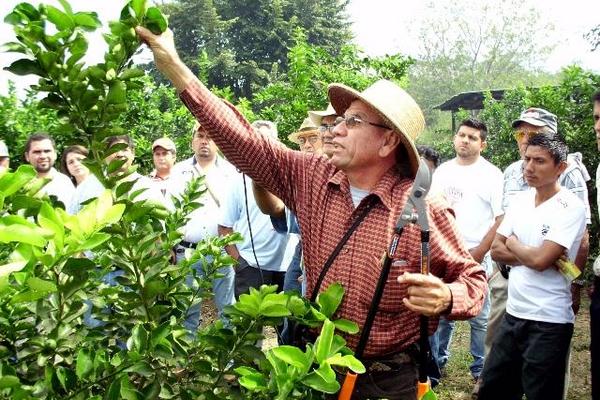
left=1, top=25, right=600, bottom=400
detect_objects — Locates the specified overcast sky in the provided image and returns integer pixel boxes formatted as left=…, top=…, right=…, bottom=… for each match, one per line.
left=1, top=0, right=599, bottom=96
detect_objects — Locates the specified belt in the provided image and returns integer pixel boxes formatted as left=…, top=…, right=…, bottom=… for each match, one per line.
left=362, top=351, right=414, bottom=372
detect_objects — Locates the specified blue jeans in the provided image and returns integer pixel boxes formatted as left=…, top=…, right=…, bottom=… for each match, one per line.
left=282, top=242, right=304, bottom=295
left=176, top=248, right=235, bottom=332
left=432, top=253, right=492, bottom=378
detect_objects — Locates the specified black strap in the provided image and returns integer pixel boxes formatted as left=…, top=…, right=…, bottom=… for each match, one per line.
left=309, top=197, right=377, bottom=302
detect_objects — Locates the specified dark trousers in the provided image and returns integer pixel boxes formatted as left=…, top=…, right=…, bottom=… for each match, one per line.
left=478, top=313, right=573, bottom=400
left=234, top=256, right=285, bottom=299
left=592, top=277, right=600, bottom=400
left=327, top=352, right=418, bottom=400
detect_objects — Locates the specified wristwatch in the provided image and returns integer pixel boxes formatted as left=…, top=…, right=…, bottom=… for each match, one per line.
left=572, top=279, right=585, bottom=287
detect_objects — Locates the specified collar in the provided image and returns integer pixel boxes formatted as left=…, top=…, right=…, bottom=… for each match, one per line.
left=326, top=167, right=407, bottom=211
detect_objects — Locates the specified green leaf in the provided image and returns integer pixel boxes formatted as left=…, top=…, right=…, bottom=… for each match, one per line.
left=0, top=224, right=47, bottom=247
left=127, top=324, right=148, bottom=352
left=45, top=5, right=74, bottom=30
left=119, top=68, right=145, bottom=80
left=57, top=0, right=73, bottom=14
left=79, top=89, right=100, bottom=111
left=130, top=0, right=147, bottom=19
left=76, top=348, right=93, bottom=379
left=124, top=361, right=153, bottom=377
left=316, top=282, right=344, bottom=318
left=0, top=375, right=20, bottom=389
left=105, top=378, right=121, bottom=400
left=141, top=380, right=160, bottom=400
left=1, top=42, right=28, bottom=54
left=332, top=318, right=359, bottom=334
left=270, top=346, right=310, bottom=370
left=326, top=354, right=365, bottom=374
left=4, top=58, right=45, bottom=77
left=15, top=3, right=41, bottom=21
left=0, top=164, right=36, bottom=196
left=302, top=368, right=340, bottom=394
left=106, top=80, right=126, bottom=104
left=28, top=277, right=58, bottom=293
left=80, top=232, right=111, bottom=250
left=314, top=319, right=335, bottom=363
left=143, top=7, right=168, bottom=35
left=73, top=12, right=100, bottom=30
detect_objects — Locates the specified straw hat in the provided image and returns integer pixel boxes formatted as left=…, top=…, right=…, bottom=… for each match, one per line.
left=288, top=117, right=320, bottom=144
left=308, top=103, right=337, bottom=126
left=328, top=79, right=425, bottom=177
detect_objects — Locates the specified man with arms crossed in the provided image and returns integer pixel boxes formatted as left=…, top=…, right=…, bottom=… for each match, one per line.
left=480, top=131, right=586, bottom=400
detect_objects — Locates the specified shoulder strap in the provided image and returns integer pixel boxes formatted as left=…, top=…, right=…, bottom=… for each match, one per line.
left=310, top=197, right=377, bottom=302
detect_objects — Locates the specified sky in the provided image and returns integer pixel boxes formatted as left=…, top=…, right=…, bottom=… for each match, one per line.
left=1, top=0, right=599, bottom=96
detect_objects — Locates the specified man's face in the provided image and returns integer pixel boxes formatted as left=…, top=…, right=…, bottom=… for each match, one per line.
left=513, top=122, right=544, bottom=159
left=453, top=125, right=485, bottom=159
left=523, top=145, right=565, bottom=188
left=320, top=115, right=337, bottom=158
left=153, top=146, right=176, bottom=173
left=105, top=140, right=134, bottom=173
left=330, top=100, right=391, bottom=172
left=25, top=139, right=56, bottom=174
left=297, top=132, right=323, bottom=154
left=192, top=127, right=217, bottom=161
left=593, top=101, right=600, bottom=151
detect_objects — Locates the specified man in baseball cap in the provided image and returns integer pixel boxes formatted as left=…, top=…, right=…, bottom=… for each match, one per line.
left=0, top=140, right=9, bottom=172
left=137, top=25, right=487, bottom=399
left=288, top=117, right=323, bottom=154
left=149, top=137, right=182, bottom=203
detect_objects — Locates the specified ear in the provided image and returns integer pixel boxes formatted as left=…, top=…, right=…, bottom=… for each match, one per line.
left=379, top=130, right=401, bottom=158
left=481, top=140, right=487, bottom=152
left=24, top=152, right=30, bottom=163
left=556, top=160, right=567, bottom=175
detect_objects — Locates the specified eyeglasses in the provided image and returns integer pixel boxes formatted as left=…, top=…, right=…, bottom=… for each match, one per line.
left=318, top=124, right=336, bottom=133
left=298, top=135, right=320, bottom=145
left=334, top=115, right=389, bottom=130
left=513, top=130, right=541, bottom=141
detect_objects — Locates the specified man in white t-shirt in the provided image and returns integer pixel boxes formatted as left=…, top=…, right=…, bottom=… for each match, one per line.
left=148, top=137, right=186, bottom=211
left=172, top=123, right=238, bottom=331
left=480, top=131, right=586, bottom=400
left=24, top=133, right=75, bottom=210
left=429, top=118, right=503, bottom=388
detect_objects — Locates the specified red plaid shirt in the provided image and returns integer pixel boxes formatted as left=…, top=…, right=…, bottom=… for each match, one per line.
left=180, top=81, right=487, bottom=357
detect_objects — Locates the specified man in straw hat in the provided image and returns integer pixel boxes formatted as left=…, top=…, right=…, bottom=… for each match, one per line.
left=136, top=26, right=487, bottom=399
left=288, top=117, right=323, bottom=154
left=309, top=103, right=337, bottom=158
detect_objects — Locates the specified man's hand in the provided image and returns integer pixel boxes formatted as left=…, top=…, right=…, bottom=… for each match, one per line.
left=135, top=26, right=195, bottom=91
left=397, top=272, right=452, bottom=317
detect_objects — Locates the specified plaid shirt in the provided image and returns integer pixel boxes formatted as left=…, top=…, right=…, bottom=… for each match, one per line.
left=180, top=81, right=486, bottom=357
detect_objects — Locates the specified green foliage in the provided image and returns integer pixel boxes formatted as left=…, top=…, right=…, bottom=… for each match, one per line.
left=156, top=0, right=352, bottom=99
left=1, top=4, right=365, bottom=398
left=253, top=29, right=413, bottom=147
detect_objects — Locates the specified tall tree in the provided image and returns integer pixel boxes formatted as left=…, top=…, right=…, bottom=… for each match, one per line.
left=156, top=0, right=352, bottom=98
left=585, top=24, right=600, bottom=51
left=408, top=0, right=558, bottom=124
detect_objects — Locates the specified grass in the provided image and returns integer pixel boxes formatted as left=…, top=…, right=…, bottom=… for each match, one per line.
left=435, top=296, right=592, bottom=399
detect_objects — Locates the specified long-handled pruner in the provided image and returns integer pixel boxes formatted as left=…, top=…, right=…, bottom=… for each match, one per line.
left=338, top=160, right=436, bottom=400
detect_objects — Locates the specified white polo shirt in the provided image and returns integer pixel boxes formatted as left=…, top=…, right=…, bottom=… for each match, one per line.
left=173, top=156, right=238, bottom=243
left=41, top=168, right=75, bottom=211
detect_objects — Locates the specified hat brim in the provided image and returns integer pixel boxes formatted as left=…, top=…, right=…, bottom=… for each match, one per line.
left=328, top=83, right=420, bottom=178
left=288, top=129, right=319, bottom=144
left=511, top=117, right=548, bottom=129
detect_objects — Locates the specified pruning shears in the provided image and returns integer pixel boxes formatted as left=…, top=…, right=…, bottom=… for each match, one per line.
left=338, top=160, right=437, bottom=400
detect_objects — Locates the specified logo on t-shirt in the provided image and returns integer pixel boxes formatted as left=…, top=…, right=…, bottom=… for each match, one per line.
left=541, top=224, right=550, bottom=236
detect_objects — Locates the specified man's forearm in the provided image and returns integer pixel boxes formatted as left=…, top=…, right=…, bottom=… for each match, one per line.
left=574, top=228, right=589, bottom=271
left=217, top=225, right=240, bottom=260
left=252, top=182, right=285, bottom=218
left=490, top=239, right=519, bottom=265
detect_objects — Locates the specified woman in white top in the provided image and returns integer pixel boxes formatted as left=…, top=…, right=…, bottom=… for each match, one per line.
left=60, top=145, right=104, bottom=214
